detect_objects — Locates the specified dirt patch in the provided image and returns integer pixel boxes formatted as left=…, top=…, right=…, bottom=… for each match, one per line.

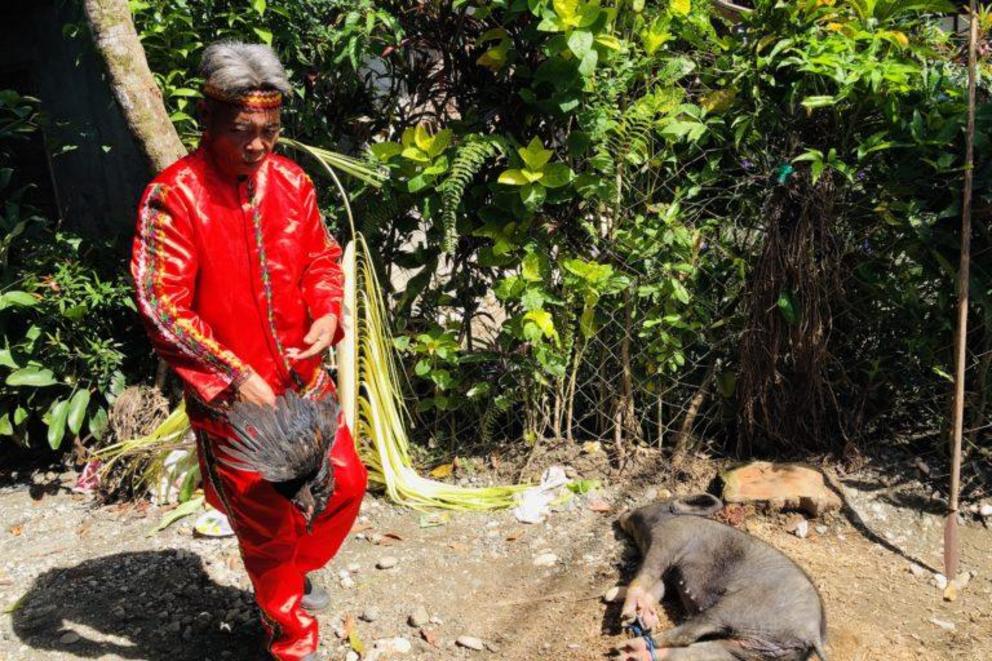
left=0, top=452, right=990, bottom=660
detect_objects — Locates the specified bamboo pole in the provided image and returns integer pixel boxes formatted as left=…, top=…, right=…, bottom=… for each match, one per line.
left=945, top=0, right=978, bottom=585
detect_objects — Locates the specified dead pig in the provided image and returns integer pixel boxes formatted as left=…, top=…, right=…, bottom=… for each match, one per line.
left=616, top=494, right=828, bottom=660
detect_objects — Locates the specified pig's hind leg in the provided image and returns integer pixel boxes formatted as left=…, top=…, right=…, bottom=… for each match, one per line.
left=616, top=638, right=748, bottom=661
left=654, top=613, right=725, bottom=648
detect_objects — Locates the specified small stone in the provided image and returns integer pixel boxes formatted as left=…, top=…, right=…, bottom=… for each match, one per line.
left=603, top=586, right=626, bottom=603
left=58, top=632, right=80, bottom=644
left=930, top=617, right=955, bottom=632
left=914, top=458, right=930, bottom=476
left=360, top=608, right=380, bottom=623
left=533, top=553, right=558, bottom=567
left=933, top=573, right=948, bottom=590
left=376, top=556, right=398, bottom=570
left=950, top=571, right=972, bottom=591
left=340, top=576, right=355, bottom=589
left=908, top=564, right=927, bottom=578
left=167, top=621, right=181, bottom=633
left=372, top=637, right=411, bottom=654
left=979, top=503, right=992, bottom=518
left=456, top=635, right=485, bottom=651
left=785, top=515, right=809, bottom=539
left=815, top=525, right=828, bottom=535
left=347, top=563, right=361, bottom=573
left=408, top=605, right=430, bottom=627
left=345, top=651, right=360, bottom=661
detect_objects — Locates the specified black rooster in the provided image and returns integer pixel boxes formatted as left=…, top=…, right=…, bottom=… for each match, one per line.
left=220, top=390, right=340, bottom=531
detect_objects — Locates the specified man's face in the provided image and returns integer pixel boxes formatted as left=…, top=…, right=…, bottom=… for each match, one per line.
left=203, top=101, right=281, bottom=179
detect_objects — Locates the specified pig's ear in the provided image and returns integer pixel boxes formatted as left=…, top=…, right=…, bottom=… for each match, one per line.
left=670, top=493, right=723, bottom=516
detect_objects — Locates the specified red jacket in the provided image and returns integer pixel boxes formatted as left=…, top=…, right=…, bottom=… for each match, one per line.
left=131, top=147, right=344, bottom=423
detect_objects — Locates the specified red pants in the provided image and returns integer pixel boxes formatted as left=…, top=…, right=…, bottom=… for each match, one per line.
left=194, top=416, right=367, bottom=660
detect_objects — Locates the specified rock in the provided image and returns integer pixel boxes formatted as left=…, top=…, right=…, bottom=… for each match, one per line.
left=930, top=617, right=955, bottom=632
left=908, top=564, right=927, bottom=578
left=979, top=503, right=992, bottom=518
left=815, top=525, right=828, bottom=535
left=340, top=576, right=355, bottom=589
left=914, top=458, right=930, bottom=476
left=58, top=632, right=80, bottom=644
left=360, top=608, right=380, bottom=623
left=785, top=515, right=809, bottom=539
left=408, top=605, right=430, bottom=627
left=347, top=563, right=361, bottom=573
left=644, top=487, right=658, bottom=501
left=167, top=621, right=182, bottom=633
left=371, top=637, right=411, bottom=655
left=603, top=586, right=626, bottom=603
left=533, top=553, right=558, bottom=567
left=721, top=462, right=842, bottom=516
left=376, top=556, right=398, bottom=570
left=456, top=635, right=485, bottom=651
left=345, top=651, right=360, bottom=661
left=932, top=573, right=948, bottom=590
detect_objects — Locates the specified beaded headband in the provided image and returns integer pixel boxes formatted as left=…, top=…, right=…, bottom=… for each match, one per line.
left=202, top=83, right=283, bottom=112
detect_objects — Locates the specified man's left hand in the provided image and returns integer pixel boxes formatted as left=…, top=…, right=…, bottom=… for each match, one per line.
left=287, top=313, right=338, bottom=361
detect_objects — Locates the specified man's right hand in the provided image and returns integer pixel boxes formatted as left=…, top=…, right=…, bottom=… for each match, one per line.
left=237, top=370, right=277, bottom=407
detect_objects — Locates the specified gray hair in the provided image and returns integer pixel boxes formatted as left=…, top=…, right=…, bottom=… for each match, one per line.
left=199, top=41, right=291, bottom=95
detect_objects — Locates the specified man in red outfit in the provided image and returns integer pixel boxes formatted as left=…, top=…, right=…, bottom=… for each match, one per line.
left=130, top=41, right=367, bottom=660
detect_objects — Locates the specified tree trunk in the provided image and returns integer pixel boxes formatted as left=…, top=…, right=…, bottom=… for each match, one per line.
left=83, top=0, right=186, bottom=173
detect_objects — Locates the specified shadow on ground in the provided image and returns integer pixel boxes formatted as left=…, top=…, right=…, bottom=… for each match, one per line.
left=11, top=550, right=264, bottom=660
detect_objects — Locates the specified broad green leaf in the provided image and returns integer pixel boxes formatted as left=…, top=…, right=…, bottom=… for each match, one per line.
left=498, top=169, right=530, bottom=186
left=521, top=169, right=545, bottom=183
left=47, top=398, right=69, bottom=449
left=522, top=253, right=543, bottom=282
left=641, top=19, right=671, bottom=55
left=0, top=413, right=12, bottom=436
left=477, top=42, right=509, bottom=70
left=151, top=495, right=205, bottom=534
left=13, top=406, right=27, bottom=425
left=801, top=96, right=837, bottom=110
left=541, top=163, right=572, bottom=188
left=524, top=309, right=558, bottom=340
left=369, top=142, right=403, bottom=161
left=520, top=182, right=546, bottom=207
left=577, top=49, right=598, bottom=77
left=401, top=147, right=430, bottom=163
left=0, top=349, right=18, bottom=370
left=777, top=291, right=798, bottom=324
left=252, top=27, right=273, bottom=45
left=252, top=0, right=266, bottom=16
left=518, top=137, right=553, bottom=171
left=567, top=478, right=600, bottom=494
left=700, top=88, right=736, bottom=114
left=6, top=366, right=57, bottom=387
left=67, top=389, right=90, bottom=435
left=414, top=124, right=433, bottom=153
left=595, top=34, right=622, bottom=51
left=567, top=30, right=594, bottom=59
left=88, top=406, right=108, bottom=441
left=0, top=291, right=38, bottom=309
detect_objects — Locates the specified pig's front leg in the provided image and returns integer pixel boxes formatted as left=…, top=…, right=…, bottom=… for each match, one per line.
left=620, top=573, right=666, bottom=631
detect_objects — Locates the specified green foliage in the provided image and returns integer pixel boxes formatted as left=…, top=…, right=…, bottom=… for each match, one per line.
left=1, top=90, right=141, bottom=449
left=84, top=0, right=992, bottom=455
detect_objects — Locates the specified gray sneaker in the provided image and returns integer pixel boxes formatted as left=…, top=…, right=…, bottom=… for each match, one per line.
left=301, top=575, right=330, bottom=612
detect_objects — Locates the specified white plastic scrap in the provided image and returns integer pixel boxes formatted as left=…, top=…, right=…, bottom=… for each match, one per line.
left=512, top=465, right=570, bottom=524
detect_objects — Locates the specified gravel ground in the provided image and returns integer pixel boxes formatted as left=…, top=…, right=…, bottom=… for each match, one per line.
left=1, top=456, right=991, bottom=660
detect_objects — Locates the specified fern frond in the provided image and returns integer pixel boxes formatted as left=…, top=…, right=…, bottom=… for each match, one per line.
left=438, top=134, right=507, bottom=254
